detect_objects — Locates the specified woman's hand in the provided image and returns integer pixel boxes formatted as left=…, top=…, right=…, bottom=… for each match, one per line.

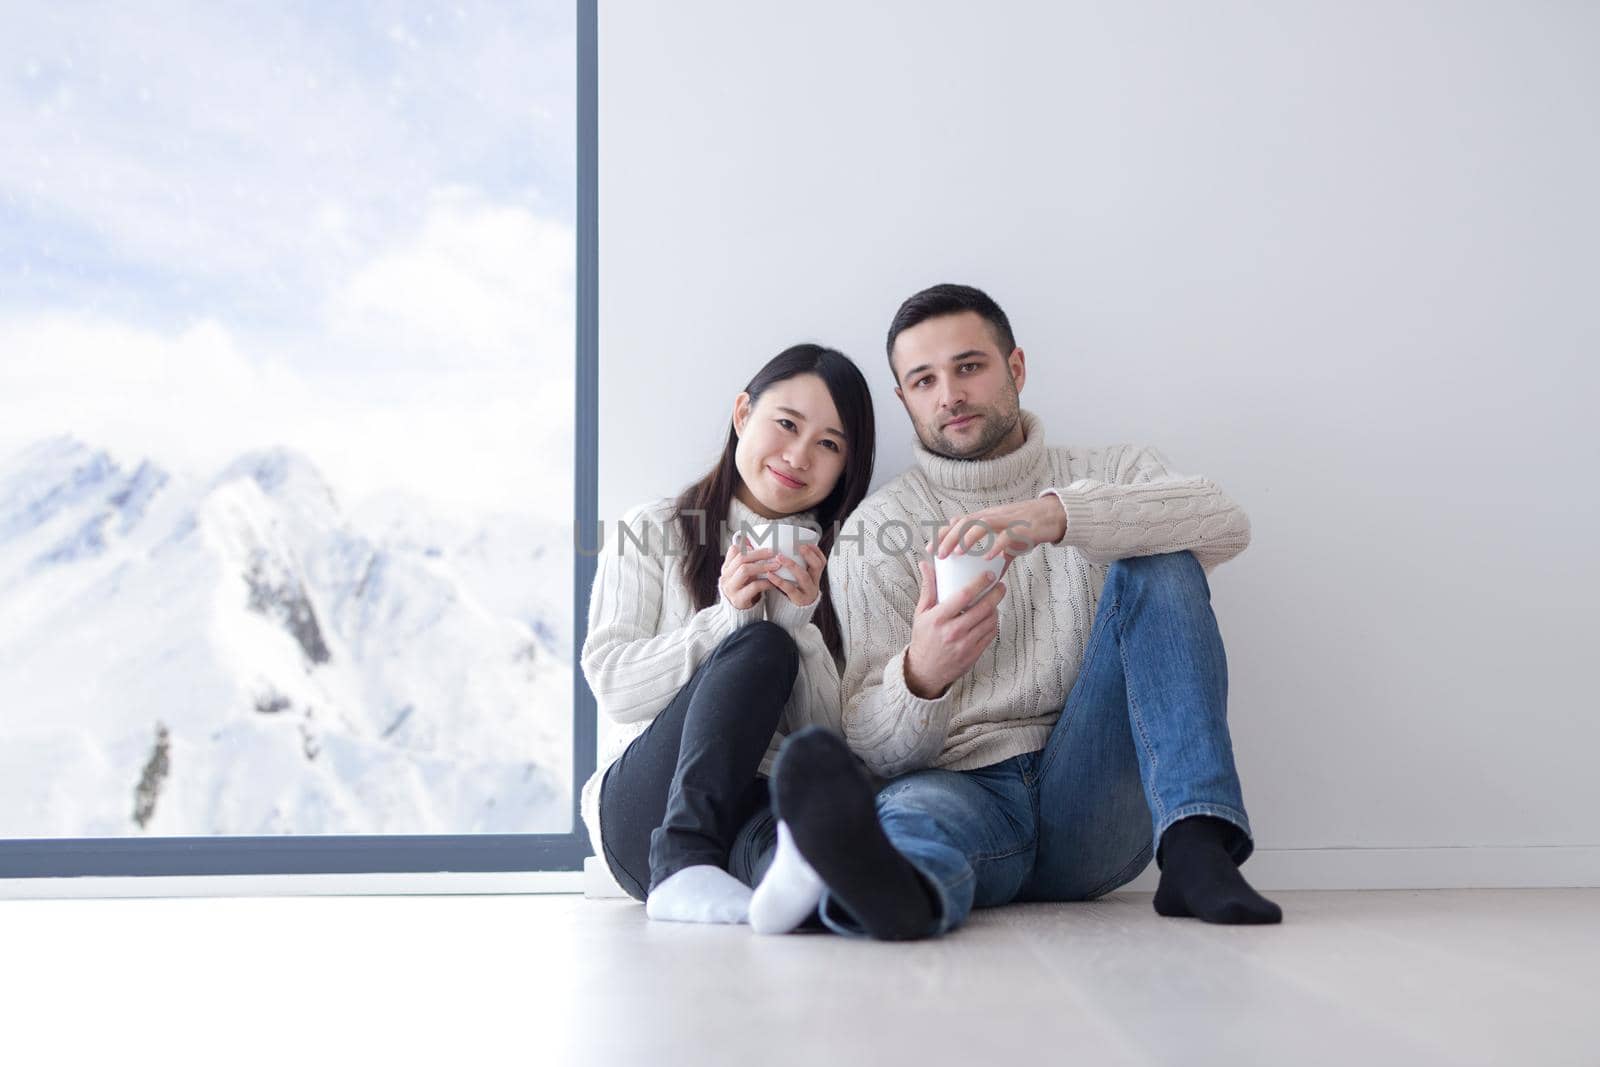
left=720, top=539, right=781, bottom=610
left=764, top=542, right=825, bottom=608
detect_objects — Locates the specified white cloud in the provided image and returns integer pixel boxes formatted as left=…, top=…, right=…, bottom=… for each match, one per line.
left=328, top=187, right=574, bottom=375
left=0, top=3, right=575, bottom=321
left=0, top=195, right=576, bottom=523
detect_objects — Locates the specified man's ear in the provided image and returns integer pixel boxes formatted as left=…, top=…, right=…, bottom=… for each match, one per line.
left=1008, top=348, right=1026, bottom=395
left=732, top=391, right=752, bottom=437
left=894, top=386, right=904, bottom=404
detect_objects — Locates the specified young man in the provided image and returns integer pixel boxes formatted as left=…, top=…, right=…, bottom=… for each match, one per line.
left=750, top=283, right=1280, bottom=940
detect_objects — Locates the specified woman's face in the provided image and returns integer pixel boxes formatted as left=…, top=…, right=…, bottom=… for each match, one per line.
left=732, top=373, right=849, bottom=519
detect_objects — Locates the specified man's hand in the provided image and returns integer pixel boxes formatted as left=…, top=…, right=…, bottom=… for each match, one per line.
left=903, top=561, right=1007, bottom=700
left=930, top=496, right=1067, bottom=565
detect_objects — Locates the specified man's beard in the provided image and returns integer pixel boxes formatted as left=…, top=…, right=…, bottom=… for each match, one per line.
left=918, top=387, right=1022, bottom=460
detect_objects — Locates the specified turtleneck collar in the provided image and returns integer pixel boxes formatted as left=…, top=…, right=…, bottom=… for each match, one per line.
left=912, top=409, right=1049, bottom=495
left=726, top=493, right=821, bottom=538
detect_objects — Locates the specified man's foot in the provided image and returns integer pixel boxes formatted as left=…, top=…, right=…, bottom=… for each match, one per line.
left=772, top=728, right=936, bottom=941
left=644, top=865, right=751, bottom=924
left=749, top=820, right=825, bottom=935
left=1153, top=816, right=1282, bottom=924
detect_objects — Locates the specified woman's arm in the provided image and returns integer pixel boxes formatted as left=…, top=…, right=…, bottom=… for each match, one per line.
left=580, top=504, right=763, bottom=725
left=768, top=597, right=843, bottom=737
left=764, top=548, right=842, bottom=737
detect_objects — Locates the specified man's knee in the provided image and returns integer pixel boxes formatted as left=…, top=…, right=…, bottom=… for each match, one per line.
left=1107, top=550, right=1207, bottom=598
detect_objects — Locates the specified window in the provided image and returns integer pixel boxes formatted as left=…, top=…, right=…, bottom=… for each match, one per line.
left=0, top=1, right=596, bottom=877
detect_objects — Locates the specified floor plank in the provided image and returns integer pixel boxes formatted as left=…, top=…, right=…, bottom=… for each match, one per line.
left=4, top=890, right=1596, bottom=1066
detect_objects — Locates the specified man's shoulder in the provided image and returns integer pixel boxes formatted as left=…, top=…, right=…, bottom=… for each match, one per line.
left=839, top=468, right=944, bottom=537
left=830, top=470, right=937, bottom=570
left=1042, top=442, right=1155, bottom=484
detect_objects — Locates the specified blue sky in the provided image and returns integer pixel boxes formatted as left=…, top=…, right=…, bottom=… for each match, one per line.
left=0, top=2, right=576, bottom=517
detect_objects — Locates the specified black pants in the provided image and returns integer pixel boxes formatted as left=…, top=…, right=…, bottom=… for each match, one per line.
left=598, top=620, right=798, bottom=901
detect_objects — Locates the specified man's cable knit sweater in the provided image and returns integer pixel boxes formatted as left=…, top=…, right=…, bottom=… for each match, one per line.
left=579, top=495, right=843, bottom=864
left=828, top=410, right=1252, bottom=779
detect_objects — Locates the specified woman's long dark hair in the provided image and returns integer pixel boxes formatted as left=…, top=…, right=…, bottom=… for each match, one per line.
left=673, top=344, right=875, bottom=657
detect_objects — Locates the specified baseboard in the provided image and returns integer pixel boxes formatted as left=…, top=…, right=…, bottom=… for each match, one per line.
left=1112, top=845, right=1600, bottom=893
left=6, top=847, right=1596, bottom=900
left=588, top=846, right=1600, bottom=900
left=0, top=870, right=586, bottom=899
left=585, top=854, right=629, bottom=898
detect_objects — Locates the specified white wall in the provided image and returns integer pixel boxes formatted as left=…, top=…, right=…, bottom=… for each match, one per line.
left=599, top=0, right=1600, bottom=883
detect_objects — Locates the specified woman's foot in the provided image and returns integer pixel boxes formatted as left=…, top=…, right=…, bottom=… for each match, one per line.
left=645, top=865, right=752, bottom=924
left=749, top=820, right=825, bottom=935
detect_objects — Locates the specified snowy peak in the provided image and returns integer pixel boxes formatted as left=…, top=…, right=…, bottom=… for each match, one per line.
left=0, top=437, right=178, bottom=575
left=214, top=446, right=336, bottom=503
left=0, top=435, right=121, bottom=544
left=210, top=446, right=342, bottom=537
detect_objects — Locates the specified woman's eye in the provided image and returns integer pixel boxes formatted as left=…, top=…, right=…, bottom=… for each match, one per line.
left=822, top=440, right=840, bottom=453
left=776, top=418, right=796, bottom=431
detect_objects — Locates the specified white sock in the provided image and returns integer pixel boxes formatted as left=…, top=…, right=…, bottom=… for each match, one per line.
left=645, top=864, right=752, bottom=924
left=749, top=820, right=825, bottom=935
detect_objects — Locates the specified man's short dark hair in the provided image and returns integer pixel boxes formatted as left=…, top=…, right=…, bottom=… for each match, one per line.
left=886, top=283, right=1016, bottom=376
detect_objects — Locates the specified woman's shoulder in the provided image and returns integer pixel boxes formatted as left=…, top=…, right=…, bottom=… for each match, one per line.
left=610, top=496, right=695, bottom=563
left=617, top=496, right=678, bottom=526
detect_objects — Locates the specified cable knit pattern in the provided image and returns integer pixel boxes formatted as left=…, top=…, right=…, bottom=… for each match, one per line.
left=829, top=410, right=1250, bottom=779
left=579, top=495, right=841, bottom=862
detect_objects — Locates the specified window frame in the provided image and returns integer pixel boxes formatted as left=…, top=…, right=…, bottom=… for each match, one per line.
left=0, top=0, right=599, bottom=880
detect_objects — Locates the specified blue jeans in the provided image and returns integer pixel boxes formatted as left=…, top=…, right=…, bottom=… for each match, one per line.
left=819, top=550, right=1254, bottom=938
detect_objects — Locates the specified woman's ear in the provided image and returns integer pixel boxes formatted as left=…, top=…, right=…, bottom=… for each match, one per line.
left=732, top=391, right=752, bottom=438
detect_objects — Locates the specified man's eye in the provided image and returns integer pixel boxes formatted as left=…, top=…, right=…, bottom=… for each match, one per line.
left=960, top=362, right=979, bottom=373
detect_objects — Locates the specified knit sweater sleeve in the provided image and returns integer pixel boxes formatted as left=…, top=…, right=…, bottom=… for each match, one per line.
left=829, top=511, right=955, bottom=778
left=785, top=622, right=845, bottom=737
left=764, top=586, right=843, bottom=737
left=1041, top=445, right=1252, bottom=573
left=580, top=503, right=764, bottom=725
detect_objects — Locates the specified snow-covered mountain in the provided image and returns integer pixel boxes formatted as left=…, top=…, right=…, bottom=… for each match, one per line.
left=0, top=436, right=573, bottom=837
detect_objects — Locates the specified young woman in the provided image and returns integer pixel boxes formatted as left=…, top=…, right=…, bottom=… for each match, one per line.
left=580, top=344, right=875, bottom=924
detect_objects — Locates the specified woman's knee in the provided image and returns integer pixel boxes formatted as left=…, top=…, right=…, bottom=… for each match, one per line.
left=718, top=620, right=799, bottom=678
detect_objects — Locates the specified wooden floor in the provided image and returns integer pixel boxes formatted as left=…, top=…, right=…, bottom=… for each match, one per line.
left=6, top=889, right=1597, bottom=1065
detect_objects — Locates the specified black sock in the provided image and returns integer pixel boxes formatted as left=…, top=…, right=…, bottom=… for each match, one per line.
left=771, top=728, right=937, bottom=941
left=1153, top=816, right=1282, bottom=925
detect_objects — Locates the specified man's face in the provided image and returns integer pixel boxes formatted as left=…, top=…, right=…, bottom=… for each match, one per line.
left=891, top=311, right=1025, bottom=459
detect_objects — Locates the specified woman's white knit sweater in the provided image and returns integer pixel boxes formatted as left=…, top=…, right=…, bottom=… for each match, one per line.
left=828, top=410, right=1252, bottom=780
left=579, top=495, right=842, bottom=863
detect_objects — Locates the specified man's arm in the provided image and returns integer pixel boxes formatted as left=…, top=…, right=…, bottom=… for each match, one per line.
left=829, top=519, right=957, bottom=779
left=1041, top=445, right=1252, bottom=572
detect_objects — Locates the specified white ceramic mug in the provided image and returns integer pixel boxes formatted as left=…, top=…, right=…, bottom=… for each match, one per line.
left=933, top=550, right=1005, bottom=607
left=738, top=521, right=822, bottom=583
